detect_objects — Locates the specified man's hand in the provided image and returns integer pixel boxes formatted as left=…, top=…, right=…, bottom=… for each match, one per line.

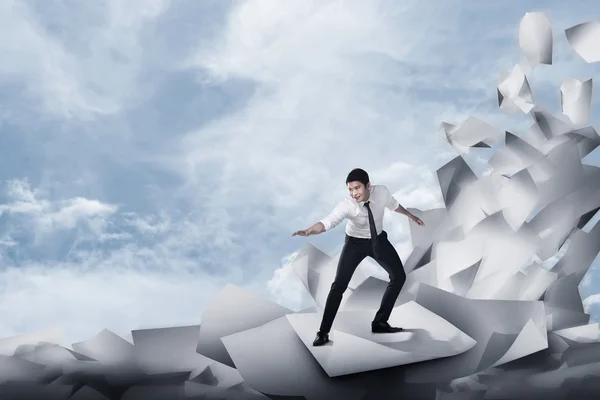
left=409, top=214, right=424, bottom=226
left=292, top=222, right=325, bottom=237
left=292, top=229, right=310, bottom=237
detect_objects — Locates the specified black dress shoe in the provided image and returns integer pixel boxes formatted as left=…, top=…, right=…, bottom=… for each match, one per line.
left=313, top=332, right=330, bottom=346
left=372, top=321, right=403, bottom=333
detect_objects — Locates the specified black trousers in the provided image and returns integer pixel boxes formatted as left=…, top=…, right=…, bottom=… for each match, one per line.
left=318, top=230, right=406, bottom=334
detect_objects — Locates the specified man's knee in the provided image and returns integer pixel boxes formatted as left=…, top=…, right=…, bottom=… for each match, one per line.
left=389, top=269, right=406, bottom=286
left=330, top=280, right=349, bottom=294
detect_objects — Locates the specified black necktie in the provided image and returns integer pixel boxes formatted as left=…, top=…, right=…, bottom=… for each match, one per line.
left=364, top=201, right=379, bottom=257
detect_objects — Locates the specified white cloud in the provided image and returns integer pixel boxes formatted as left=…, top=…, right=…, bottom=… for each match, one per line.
left=0, top=179, right=237, bottom=345
left=0, top=0, right=171, bottom=118
left=177, top=0, right=470, bottom=234
left=0, top=264, right=219, bottom=347
left=191, top=0, right=418, bottom=83
left=267, top=251, right=312, bottom=311
left=583, top=294, right=600, bottom=313
left=123, top=211, right=172, bottom=235
left=0, top=179, right=118, bottom=237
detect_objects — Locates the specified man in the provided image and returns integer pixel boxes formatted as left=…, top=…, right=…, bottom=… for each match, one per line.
left=292, top=168, right=424, bottom=346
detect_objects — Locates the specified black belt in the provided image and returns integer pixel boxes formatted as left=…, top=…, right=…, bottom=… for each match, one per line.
left=345, top=230, right=387, bottom=243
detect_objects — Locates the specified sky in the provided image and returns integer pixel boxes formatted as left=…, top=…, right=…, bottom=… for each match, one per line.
left=0, top=0, right=599, bottom=346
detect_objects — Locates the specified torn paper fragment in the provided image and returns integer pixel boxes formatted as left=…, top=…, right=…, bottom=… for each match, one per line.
left=438, top=121, right=458, bottom=144
left=519, top=12, right=553, bottom=66
left=438, top=117, right=503, bottom=152
left=561, top=78, right=593, bottom=125
left=406, top=284, right=547, bottom=382
left=553, top=323, right=599, bottom=343
left=0, top=328, right=62, bottom=357
left=530, top=108, right=575, bottom=141
left=221, top=317, right=365, bottom=400
left=566, top=21, right=600, bottom=63
left=286, top=303, right=475, bottom=377
left=71, top=329, right=134, bottom=365
left=197, top=283, right=292, bottom=367
left=498, top=65, right=535, bottom=113
left=132, top=325, right=212, bottom=376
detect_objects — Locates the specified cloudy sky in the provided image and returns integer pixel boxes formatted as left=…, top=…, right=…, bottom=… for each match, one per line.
left=1, top=0, right=599, bottom=346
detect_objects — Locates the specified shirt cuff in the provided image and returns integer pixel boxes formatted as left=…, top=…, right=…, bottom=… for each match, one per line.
left=319, top=219, right=330, bottom=232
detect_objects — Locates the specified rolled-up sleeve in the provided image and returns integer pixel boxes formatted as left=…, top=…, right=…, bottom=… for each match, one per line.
left=319, top=200, right=350, bottom=232
left=383, top=186, right=400, bottom=211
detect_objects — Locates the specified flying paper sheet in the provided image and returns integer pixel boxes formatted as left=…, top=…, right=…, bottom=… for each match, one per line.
left=566, top=20, right=600, bottom=63
left=561, top=78, right=593, bottom=125
left=519, top=12, right=553, bottom=66
left=498, top=65, right=535, bottom=113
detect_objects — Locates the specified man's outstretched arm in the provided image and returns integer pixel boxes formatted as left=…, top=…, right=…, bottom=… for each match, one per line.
left=292, top=201, right=348, bottom=237
left=394, top=204, right=424, bottom=225
left=393, top=203, right=411, bottom=216
left=383, top=186, right=424, bottom=226
left=292, top=222, right=326, bottom=237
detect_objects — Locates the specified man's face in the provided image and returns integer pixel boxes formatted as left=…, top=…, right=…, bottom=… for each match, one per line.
left=347, top=181, right=370, bottom=202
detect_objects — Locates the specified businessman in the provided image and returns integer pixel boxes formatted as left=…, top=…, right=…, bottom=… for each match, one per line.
left=292, top=168, right=424, bottom=346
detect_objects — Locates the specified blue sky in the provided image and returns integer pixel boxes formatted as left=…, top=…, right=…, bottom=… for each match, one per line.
left=0, top=0, right=599, bottom=345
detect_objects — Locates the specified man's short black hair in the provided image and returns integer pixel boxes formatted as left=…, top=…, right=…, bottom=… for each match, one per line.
left=346, top=168, right=369, bottom=187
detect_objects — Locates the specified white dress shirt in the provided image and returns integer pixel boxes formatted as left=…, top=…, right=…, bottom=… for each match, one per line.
left=319, top=185, right=400, bottom=238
